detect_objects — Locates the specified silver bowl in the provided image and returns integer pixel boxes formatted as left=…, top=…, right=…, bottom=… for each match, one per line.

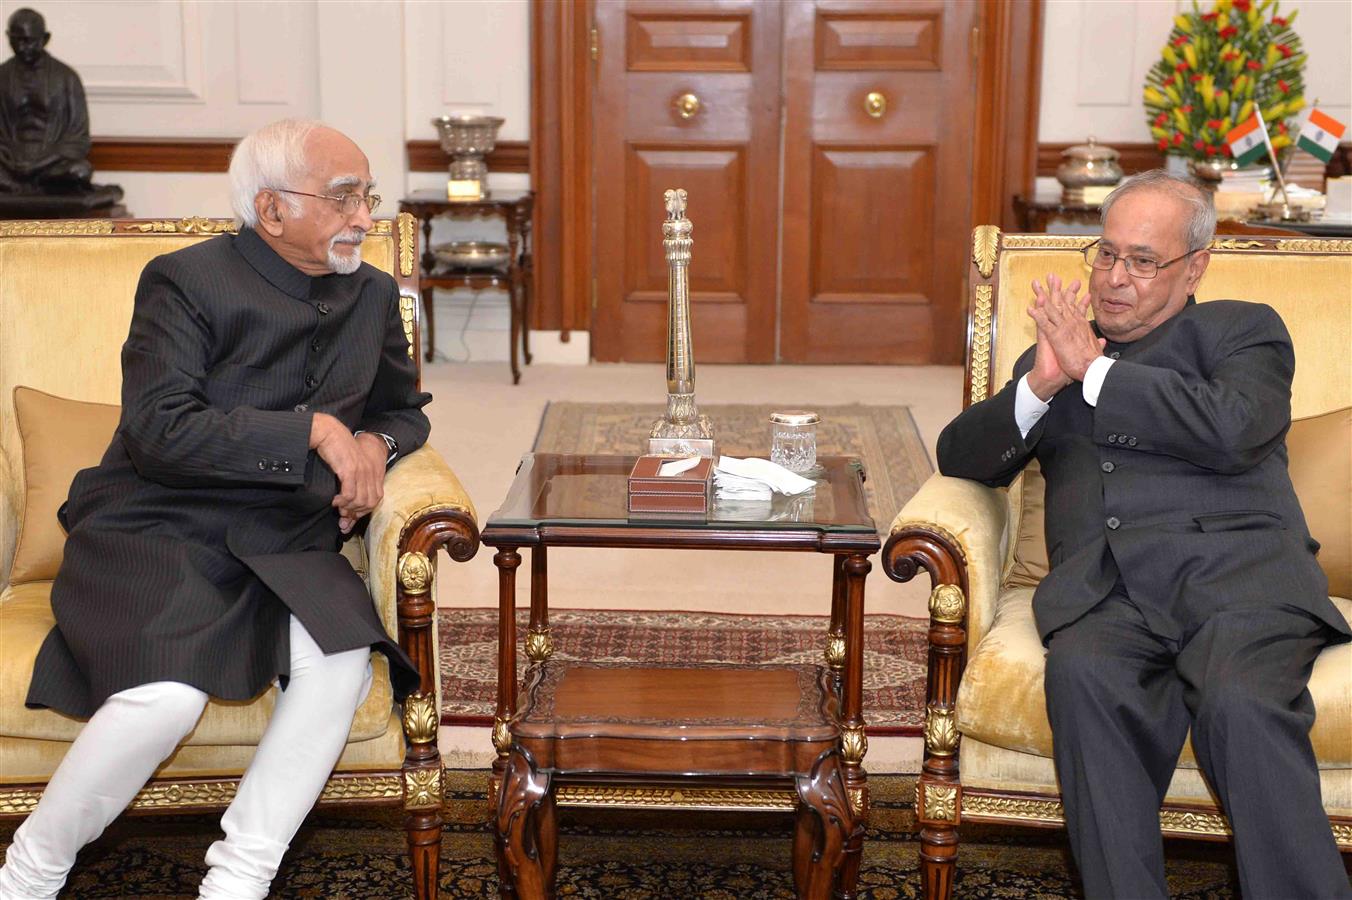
left=431, top=115, right=505, bottom=156
left=432, top=241, right=511, bottom=270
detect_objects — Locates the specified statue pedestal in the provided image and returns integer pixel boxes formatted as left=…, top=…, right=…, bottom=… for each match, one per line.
left=0, top=185, right=126, bottom=220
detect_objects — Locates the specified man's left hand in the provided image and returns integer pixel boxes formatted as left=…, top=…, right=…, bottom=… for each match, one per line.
left=1027, top=277, right=1105, bottom=381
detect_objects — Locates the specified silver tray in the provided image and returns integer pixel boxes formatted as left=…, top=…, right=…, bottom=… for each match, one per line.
left=432, top=241, right=510, bottom=270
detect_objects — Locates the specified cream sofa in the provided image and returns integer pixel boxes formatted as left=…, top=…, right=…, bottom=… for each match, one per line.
left=883, top=228, right=1351, bottom=898
left=0, top=215, right=477, bottom=899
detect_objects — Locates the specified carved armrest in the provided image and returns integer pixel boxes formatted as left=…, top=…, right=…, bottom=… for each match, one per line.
left=882, top=473, right=1008, bottom=643
left=364, top=445, right=479, bottom=695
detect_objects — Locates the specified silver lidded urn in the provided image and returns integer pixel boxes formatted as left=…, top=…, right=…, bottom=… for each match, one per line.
left=647, top=188, right=715, bottom=457
left=431, top=115, right=504, bottom=195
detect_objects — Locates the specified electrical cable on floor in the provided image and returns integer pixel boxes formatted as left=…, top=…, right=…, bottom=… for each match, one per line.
left=430, top=289, right=483, bottom=364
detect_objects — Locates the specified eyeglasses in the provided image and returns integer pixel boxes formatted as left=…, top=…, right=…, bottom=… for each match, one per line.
left=276, top=188, right=381, bottom=217
left=1082, top=239, right=1197, bottom=279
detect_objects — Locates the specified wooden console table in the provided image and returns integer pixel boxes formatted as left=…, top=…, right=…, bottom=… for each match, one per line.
left=398, top=190, right=534, bottom=383
left=480, top=453, right=880, bottom=898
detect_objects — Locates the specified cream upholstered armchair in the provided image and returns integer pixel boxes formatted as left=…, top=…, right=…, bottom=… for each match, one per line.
left=883, top=229, right=1352, bottom=898
left=0, top=215, right=477, bottom=900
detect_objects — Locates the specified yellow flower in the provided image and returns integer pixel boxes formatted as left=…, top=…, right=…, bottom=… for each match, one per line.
left=1144, top=86, right=1168, bottom=107
left=1270, top=133, right=1291, bottom=150
left=1238, top=99, right=1255, bottom=123
left=1173, top=108, right=1192, bottom=134
left=1183, top=44, right=1199, bottom=70
left=1174, top=14, right=1193, bottom=33
left=1162, top=45, right=1179, bottom=66
left=1165, top=84, right=1183, bottom=105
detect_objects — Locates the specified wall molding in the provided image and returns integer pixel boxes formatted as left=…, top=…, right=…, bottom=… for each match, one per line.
left=407, top=140, right=530, bottom=173
left=1037, top=141, right=1352, bottom=181
left=90, top=138, right=531, bottom=174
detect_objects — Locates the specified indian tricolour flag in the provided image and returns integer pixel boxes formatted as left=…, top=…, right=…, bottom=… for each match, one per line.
left=1225, top=114, right=1268, bottom=167
left=1297, top=108, right=1347, bottom=163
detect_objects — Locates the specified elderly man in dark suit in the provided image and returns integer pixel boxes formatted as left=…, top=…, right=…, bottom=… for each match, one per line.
left=936, top=170, right=1351, bottom=898
left=0, top=119, right=428, bottom=900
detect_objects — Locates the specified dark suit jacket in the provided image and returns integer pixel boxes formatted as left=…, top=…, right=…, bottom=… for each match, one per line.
left=28, top=228, right=430, bottom=717
left=937, top=298, right=1350, bottom=646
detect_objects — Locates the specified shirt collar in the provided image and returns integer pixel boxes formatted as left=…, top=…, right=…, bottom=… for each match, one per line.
left=233, top=227, right=315, bottom=300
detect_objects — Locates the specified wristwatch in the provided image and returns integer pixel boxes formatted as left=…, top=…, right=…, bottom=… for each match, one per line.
left=357, top=430, right=399, bottom=466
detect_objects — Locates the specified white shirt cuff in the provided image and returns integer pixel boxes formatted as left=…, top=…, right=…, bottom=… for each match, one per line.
left=1081, top=356, right=1116, bottom=407
left=1015, top=374, right=1051, bottom=439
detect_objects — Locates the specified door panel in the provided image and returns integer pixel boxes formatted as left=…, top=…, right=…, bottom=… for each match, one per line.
left=781, top=0, right=976, bottom=363
left=593, top=0, right=781, bottom=363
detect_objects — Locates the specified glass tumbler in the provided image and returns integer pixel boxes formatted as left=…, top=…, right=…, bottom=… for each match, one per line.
left=769, top=410, right=820, bottom=473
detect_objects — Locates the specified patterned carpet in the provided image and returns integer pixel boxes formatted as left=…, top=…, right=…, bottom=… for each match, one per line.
left=0, top=772, right=1254, bottom=898
left=438, top=608, right=929, bottom=734
left=532, top=402, right=934, bottom=536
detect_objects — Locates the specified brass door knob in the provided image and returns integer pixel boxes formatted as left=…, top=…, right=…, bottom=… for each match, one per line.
left=674, top=93, right=701, bottom=119
left=864, top=91, right=887, bottom=118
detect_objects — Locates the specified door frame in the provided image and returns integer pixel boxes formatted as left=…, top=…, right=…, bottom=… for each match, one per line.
left=529, top=0, right=1043, bottom=359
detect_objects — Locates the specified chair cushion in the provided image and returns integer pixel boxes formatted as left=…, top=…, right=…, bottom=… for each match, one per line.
left=956, top=587, right=1352, bottom=768
left=1287, top=406, right=1352, bottom=597
left=0, top=580, right=394, bottom=745
left=8, top=387, right=120, bottom=585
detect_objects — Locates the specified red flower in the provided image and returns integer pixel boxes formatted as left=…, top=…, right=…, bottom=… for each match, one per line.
left=1219, top=25, right=1239, bottom=39
left=1246, top=60, right=1262, bottom=70
left=1205, top=145, right=1219, bottom=157
left=1177, top=61, right=1190, bottom=72
left=1174, top=133, right=1185, bottom=146
left=1156, top=112, right=1171, bottom=126
left=1278, top=122, right=1289, bottom=133
left=1173, top=34, right=1190, bottom=46
left=1278, top=79, right=1290, bottom=93
left=1272, top=16, right=1287, bottom=27
left=1194, top=139, right=1206, bottom=151
left=1207, top=119, right=1224, bottom=130
left=1222, top=51, right=1240, bottom=62
left=1181, top=105, right=1194, bottom=114
left=1233, top=0, right=1251, bottom=11
left=1158, top=138, right=1171, bottom=151
left=1190, top=73, right=1204, bottom=82
left=1277, top=43, right=1293, bottom=58
left=1164, top=75, right=1177, bottom=86
left=1202, top=11, right=1219, bottom=21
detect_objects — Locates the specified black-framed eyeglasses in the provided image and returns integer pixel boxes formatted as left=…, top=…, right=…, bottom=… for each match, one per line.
left=1082, top=239, right=1197, bottom=280
left=276, top=188, right=381, bottom=217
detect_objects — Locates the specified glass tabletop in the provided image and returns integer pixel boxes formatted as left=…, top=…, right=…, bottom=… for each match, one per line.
left=484, top=453, right=876, bottom=534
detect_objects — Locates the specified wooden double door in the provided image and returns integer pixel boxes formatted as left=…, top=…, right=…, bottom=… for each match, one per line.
left=592, top=0, right=979, bottom=364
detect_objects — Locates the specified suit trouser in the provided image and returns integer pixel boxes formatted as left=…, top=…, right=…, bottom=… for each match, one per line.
left=1044, top=591, right=1350, bottom=899
left=0, top=615, right=372, bottom=900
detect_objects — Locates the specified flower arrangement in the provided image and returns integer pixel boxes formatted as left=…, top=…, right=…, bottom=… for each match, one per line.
left=1143, top=0, right=1306, bottom=162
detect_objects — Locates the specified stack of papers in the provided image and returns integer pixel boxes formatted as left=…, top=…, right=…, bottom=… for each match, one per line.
left=713, top=456, right=816, bottom=501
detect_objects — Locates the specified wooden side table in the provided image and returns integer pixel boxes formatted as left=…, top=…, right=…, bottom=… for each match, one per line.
left=398, top=190, right=534, bottom=383
left=481, top=454, right=880, bottom=899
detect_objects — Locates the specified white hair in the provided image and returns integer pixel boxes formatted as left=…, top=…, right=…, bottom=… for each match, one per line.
left=228, top=119, right=323, bottom=228
left=1100, top=169, right=1217, bottom=253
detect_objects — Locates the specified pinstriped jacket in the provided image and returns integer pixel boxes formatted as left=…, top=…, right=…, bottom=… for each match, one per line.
left=27, top=227, right=430, bottom=718
left=937, top=299, right=1350, bottom=647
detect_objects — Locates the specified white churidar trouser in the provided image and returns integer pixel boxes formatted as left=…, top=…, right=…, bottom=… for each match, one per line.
left=0, top=615, right=373, bottom=900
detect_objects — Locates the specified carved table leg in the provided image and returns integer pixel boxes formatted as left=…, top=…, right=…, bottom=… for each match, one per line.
left=420, top=285, right=436, bottom=363
left=419, top=215, right=436, bottom=362
left=506, top=209, right=522, bottom=385
left=836, top=552, right=872, bottom=898
left=492, top=548, right=521, bottom=801
left=526, top=545, right=552, bottom=662
left=495, top=745, right=556, bottom=899
left=825, top=555, right=846, bottom=697
left=793, top=750, right=860, bottom=900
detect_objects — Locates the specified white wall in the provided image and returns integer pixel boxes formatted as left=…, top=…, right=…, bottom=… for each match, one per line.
left=1039, top=0, right=1352, bottom=144
left=0, top=0, right=537, bottom=360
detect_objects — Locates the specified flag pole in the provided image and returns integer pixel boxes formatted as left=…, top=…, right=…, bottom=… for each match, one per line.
left=1255, top=113, right=1291, bottom=208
